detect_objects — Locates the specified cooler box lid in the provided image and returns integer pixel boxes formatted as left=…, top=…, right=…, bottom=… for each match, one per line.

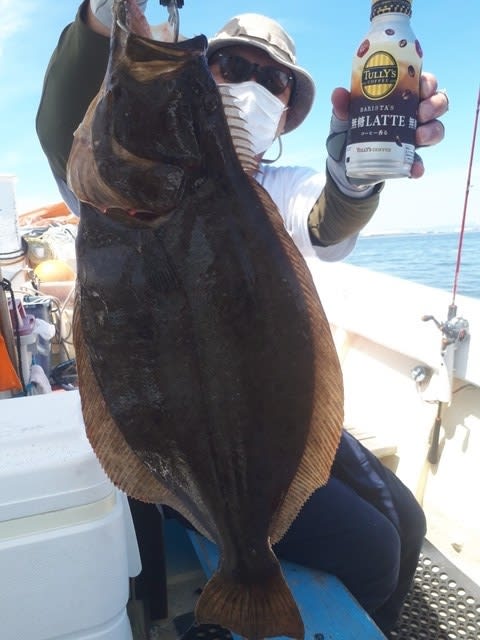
left=0, top=390, right=113, bottom=521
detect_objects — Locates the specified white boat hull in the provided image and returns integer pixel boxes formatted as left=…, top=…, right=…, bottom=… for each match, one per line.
left=307, top=259, right=480, bottom=585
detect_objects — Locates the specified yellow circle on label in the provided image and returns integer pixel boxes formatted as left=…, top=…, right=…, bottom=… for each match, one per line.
left=361, top=51, right=398, bottom=99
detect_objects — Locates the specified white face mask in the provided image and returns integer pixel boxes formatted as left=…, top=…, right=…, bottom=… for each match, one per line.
left=221, top=81, right=286, bottom=156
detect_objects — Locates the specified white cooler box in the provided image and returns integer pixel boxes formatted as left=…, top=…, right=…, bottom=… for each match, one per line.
left=0, top=391, right=141, bottom=640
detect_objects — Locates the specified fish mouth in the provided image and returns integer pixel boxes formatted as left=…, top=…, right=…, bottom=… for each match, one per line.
left=102, top=206, right=169, bottom=228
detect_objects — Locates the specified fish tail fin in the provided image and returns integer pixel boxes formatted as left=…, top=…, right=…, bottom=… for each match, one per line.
left=195, top=563, right=304, bottom=640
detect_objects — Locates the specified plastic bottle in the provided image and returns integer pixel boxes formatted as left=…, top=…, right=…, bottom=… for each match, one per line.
left=345, top=0, right=423, bottom=181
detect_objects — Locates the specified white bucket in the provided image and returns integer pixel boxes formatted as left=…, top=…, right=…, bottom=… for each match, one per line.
left=0, top=175, right=24, bottom=261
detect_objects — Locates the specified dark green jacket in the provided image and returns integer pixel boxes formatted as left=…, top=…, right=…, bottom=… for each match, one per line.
left=36, top=0, right=379, bottom=247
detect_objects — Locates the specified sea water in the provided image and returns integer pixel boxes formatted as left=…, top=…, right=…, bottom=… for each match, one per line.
left=344, top=230, right=480, bottom=299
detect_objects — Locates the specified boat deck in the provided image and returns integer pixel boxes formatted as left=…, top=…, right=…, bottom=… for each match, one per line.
left=141, top=519, right=480, bottom=640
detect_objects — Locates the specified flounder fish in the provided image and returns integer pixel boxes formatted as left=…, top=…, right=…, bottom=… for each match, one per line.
left=67, top=1, right=344, bottom=638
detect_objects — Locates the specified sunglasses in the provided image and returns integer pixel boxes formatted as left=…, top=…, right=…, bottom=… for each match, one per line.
left=209, top=52, right=294, bottom=97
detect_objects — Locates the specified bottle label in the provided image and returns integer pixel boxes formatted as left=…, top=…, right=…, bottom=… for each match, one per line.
left=350, top=48, right=418, bottom=147
left=346, top=32, right=422, bottom=179
left=361, top=51, right=398, bottom=99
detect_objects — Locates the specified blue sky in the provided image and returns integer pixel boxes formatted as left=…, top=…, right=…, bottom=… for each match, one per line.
left=0, top=0, right=479, bottom=233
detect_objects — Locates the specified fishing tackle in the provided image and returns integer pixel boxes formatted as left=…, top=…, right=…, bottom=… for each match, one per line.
left=422, top=313, right=469, bottom=464
left=159, top=0, right=184, bottom=42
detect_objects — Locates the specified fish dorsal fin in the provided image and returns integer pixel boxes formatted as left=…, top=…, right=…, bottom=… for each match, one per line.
left=247, top=178, right=344, bottom=545
left=218, top=84, right=258, bottom=174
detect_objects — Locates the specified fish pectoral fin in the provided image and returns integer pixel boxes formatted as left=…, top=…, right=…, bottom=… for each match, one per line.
left=195, top=562, right=304, bottom=640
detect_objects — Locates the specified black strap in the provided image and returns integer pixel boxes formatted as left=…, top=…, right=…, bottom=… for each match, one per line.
left=160, top=0, right=184, bottom=7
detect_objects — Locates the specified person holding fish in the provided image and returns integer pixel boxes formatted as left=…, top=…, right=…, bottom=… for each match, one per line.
left=36, top=1, right=448, bottom=637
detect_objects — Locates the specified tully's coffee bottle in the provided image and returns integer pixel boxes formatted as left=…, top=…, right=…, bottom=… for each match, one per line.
left=345, top=0, right=423, bottom=181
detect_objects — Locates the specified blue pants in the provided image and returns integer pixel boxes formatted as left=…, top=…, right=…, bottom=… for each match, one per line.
left=274, top=431, right=426, bottom=634
left=163, top=431, right=426, bottom=635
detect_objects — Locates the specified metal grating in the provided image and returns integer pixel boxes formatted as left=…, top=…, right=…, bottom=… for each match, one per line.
left=390, top=540, right=480, bottom=640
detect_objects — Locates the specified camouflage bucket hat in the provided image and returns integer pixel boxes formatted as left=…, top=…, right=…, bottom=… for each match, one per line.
left=207, top=13, right=315, bottom=134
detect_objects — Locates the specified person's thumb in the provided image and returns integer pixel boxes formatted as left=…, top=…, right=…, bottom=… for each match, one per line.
left=331, top=87, right=350, bottom=122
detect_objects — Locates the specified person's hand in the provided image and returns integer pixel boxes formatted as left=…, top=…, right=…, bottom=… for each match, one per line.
left=89, top=0, right=148, bottom=32
left=330, top=72, right=448, bottom=179
left=413, top=73, right=449, bottom=177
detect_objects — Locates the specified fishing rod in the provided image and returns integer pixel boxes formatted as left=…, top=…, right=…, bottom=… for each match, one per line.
left=450, top=86, right=480, bottom=314
left=423, top=86, right=479, bottom=464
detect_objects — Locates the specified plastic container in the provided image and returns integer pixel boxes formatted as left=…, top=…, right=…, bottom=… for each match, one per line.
left=23, top=296, right=54, bottom=376
left=0, top=175, right=24, bottom=261
left=0, top=391, right=141, bottom=640
left=8, top=298, right=37, bottom=384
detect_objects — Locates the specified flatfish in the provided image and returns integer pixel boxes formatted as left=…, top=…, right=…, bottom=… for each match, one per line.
left=67, top=1, right=344, bottom=638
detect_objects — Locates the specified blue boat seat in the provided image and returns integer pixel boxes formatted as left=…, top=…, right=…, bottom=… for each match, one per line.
left=345, top=424, right=398, bottom=460
left=186, top=529, right=387, bottom=640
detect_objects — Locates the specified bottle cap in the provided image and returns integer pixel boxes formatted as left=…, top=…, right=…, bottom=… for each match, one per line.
left=371, top=0, right=412, bottom=19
